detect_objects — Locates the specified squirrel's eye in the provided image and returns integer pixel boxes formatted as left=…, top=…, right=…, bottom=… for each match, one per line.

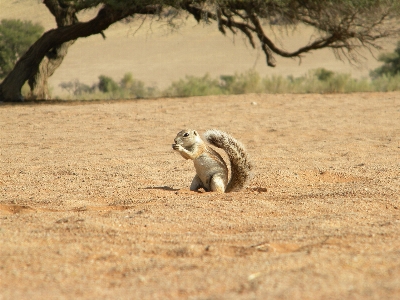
left=183, top=133, right=189, bottom=137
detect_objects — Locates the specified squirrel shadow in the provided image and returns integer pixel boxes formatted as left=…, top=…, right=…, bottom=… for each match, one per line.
left=142, top=186, right=180, bottom=191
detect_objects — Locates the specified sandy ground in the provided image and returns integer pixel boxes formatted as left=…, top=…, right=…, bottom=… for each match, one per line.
left=1, top=93, right=399, bottom=299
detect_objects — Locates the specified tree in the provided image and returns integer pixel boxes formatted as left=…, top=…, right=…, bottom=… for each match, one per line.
left=26, top=0, right=79, bottom=100
left=0, top=19, right=44, bottom=79
left=1, top=0, right=400, bottom=102
left=370, top=41, right=400, bottom=78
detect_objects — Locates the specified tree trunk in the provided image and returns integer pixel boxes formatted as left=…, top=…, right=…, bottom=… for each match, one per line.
left=27, top=40, right=75, bottom=100
left=0, top=4, right=158, bottom=102
left=0, top=50, right=38, bottom=102
left=0, top=7, right=112, bottom=102
left=26, top=1, right=78, bottom=100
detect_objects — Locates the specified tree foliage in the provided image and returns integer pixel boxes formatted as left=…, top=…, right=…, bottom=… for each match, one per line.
left=45, top=0, right=400, bottom=64
left=0, top=19, right=44, bottom=79
left=370, top=41, right=400, bottom=78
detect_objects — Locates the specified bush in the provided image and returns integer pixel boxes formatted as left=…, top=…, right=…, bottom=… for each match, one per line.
left=120, top=72, right=148, bottom=98
left=314, top=68, right=334, bottom=81
left=263, top=75, right=297, bottom=93
left=59, top=79, right=95, bottom=96
left=98, top=75, right=120, bottom=94
left=291, top=69, right=372, bottom=93
left=223, top=69, right=262, bottom=94
left=163, top=74, right=223, bottom=97
left=371, top=74, right=400, bottom=92
left=57, top=68, right=400, bottom=100
left=59, top=73, right=157, bottom=100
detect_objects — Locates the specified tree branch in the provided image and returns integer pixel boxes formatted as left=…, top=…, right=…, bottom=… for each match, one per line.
left=0, top=3, right=161, bottom=101
left=182, top=1, right=399, bottom=67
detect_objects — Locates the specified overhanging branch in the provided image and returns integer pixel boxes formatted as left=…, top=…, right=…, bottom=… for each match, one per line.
left=182, top=1, right=399, bottom=67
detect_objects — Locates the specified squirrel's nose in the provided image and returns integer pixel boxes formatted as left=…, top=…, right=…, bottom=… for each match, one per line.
left=174, top=139, right=178, bottom=144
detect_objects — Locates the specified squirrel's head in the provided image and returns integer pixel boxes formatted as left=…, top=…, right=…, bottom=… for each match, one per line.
left=174, top=129, right=203, bottom=148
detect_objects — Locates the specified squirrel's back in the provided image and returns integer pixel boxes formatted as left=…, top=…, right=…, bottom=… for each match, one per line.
left=204, top=129, right=252, bottom=192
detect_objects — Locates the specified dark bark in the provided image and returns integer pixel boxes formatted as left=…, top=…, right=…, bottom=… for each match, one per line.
left=27, top=0, right=78, bottom=100
left=184, top=2, right=395, bottom=68
left=0, top=4, right=159, bottom=102
left=0, top=1, right=397, bottom=102
left=27, top=40, right=75, bottom=99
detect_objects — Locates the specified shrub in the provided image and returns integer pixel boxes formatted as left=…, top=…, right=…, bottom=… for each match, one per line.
left=223, top=69, right=262, bottom=94
left=60, top=79, right=95, bottom=96
left=371, top=74, right=400, bottom=92
left=163, top=74, right=223, bottom=97
left=57, top=67, right=400, bottom=100
left=263, top=75, right=297, bottom=93
left=314, top=68, right=334, bottom=81
left=120, top=72, right=149, bottom=98
left=98, top=75, right=120, bottom=94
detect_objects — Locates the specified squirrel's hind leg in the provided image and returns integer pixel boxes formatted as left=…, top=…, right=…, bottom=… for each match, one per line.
left=190, top=175, right=204, bottom=192
left=210, top=175, right=226, bottom=193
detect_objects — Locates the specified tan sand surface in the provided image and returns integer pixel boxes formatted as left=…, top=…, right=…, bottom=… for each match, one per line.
left=1, top=93, right=399, bottom=299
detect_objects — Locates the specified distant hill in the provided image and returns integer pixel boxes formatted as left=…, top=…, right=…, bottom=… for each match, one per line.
left=1, top=0, right=395, bottom=97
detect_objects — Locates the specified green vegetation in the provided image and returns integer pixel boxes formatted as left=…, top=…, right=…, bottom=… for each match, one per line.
left=0, top=19, right=44, bottom=79
left=370, top=41, right=400, bottom=79
left=58, top=67, right=400, bottom=100
left=59, top=73, right=158, bottom=100
left=3, top=0, right=400, bottom=101
left=57, top=42, right=400, bottom=99
left=163, top=74, right=223, bottom=97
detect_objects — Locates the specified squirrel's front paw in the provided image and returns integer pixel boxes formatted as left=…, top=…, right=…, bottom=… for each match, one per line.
left=172, top=144, right=183, bottom=151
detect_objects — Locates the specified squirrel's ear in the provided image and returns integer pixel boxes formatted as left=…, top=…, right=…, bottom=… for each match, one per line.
left=193, top=130, right=198, bottom=136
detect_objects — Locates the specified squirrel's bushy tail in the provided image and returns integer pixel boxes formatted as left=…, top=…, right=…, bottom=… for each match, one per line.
left=204, top=129, right=252, bottom=192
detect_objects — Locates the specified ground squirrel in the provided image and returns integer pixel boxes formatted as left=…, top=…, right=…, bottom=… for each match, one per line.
left=172, top=129, right=252, bottom=193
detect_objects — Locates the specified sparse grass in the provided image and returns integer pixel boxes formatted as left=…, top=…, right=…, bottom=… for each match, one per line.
left=57, top=69, right=400, bottom=99
left=162, top=74, right=223, bottom=97
left=371, top=74, right=400, bottom=92
left=59, top=73, right=159, bottom=100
